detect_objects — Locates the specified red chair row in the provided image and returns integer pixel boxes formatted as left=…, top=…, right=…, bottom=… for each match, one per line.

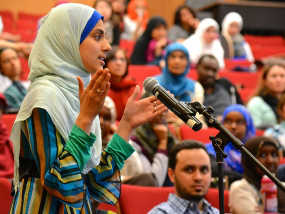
left=180, top=125, right=219, bottom=143
left=245, top=35, right=285, bottom=47
left=128, top=65, right=260, bottom=91
left=0, top=10, right=42, bottom=42
left=128, top=65, right=161, bottom=89
left=98, top=184, right=230, bottom=214
left=219, top=71, right=260, bottom=89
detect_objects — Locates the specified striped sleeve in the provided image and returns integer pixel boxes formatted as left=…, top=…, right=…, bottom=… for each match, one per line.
left=85, top=134, right=134, bottom=205
left=25, top=108, right=85, bottom=208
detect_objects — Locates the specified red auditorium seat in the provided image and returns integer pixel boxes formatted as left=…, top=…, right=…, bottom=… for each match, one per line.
left=239, top=88, right=254, bottom=104
left=118, top=185, right=229, bottom=214
left=2, top=114, right=17, bottom=135
left=180, top=125, right=219, bottom=143
left=0, top=10, right=15, bottom=33
left=219, top=71, right=260, bottom=89
left=119, top=39, right=135, bottom=58
left=224, top=59, right=252, bottom=71
left=244, top=35, right=285, bottom=47
left=0, top=178, right=13, bottom=214
left=128, top=65, right=161, bottom=89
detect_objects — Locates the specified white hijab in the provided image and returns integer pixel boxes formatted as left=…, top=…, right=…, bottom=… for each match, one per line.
left=222, top=12, right=243, bottom=36
left=11, top=3, right=103, bottom=189
left=221, top=12, right=254, bottom=62
left=183, top=18, right=225, bottom=68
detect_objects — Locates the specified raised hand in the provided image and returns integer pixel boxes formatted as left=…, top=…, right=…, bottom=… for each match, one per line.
left=153, top=123, right=168, bottom=150
left=116, top=85, right=168, bottom=141
left=75, top=68, right=111, bottom=134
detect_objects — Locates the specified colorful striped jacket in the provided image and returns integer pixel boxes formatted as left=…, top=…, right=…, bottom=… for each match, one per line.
left=10, top=108, right=133, bottom=213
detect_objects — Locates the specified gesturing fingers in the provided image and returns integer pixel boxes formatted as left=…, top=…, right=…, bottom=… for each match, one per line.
left=77, top=76, right=84, bottom=99
left=92, top=68, right=111, bottom=96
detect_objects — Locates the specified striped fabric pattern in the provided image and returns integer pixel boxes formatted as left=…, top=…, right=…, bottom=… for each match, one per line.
left=10, top=108, right=120, bottom=214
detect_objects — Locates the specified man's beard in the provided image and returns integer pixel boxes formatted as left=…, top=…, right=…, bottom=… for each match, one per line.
left=179, top=190, right=204, bottom=203
left=175, top=181, right=206, bottom=203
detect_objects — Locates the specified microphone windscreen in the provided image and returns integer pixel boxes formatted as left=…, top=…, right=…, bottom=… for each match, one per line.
left=143, top=77, right=158, bottom=93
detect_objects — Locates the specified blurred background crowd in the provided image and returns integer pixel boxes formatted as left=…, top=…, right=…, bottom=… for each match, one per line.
left=1, top=0, right=285, bottom=213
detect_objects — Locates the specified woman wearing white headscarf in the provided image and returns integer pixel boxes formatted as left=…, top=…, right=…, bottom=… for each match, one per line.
left=183, top=18, right=225, bottom=68
left=221, top=12, right=254, bottom=62
left=9, top=3, right=166, bottom=213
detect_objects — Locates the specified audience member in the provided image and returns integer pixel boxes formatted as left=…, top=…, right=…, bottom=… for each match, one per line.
left=93, top=0, right=120, bottom=46
left=130, top=16, right=168, bottom=65
left=206, top=104, right=256, bottom=177
left=183, top=18, right=225, bottom=68
left=110, top=0, right=126, bottom=42
left=121, top=0, right=149, bottom=41
left=168, top=5, right=199, bottom=42
left=106, top=47, right=137, bottom=120
left=0, top=94, right=14, bottom=179
left=156, top=42, right=203, bottom=103
left=99, top=96, right=117, bottom=148
left=9, top=4, right=167, bottom=213
left=247, top=63, right=285, bottom=129
left=121, top=110, right=176, bottom=186
left=0, top=48, right=29, bottom=112
left=148, top=140, right=219, bottom=214
left=229, top=136, right=280, bottom=214
left=220, top=12, right=254, bottom=62
left=196, top=54, right=243, bottom=119
left=154, top=42, right=205, bottom=132
left=265, top=93, right=285, bottom=153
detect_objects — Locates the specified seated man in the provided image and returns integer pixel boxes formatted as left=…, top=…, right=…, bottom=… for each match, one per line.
left=196, top=54, right=243, bottom=120
left=148, top=140, right=219, bottom=214
left=0, top=48, right=29, bottom=112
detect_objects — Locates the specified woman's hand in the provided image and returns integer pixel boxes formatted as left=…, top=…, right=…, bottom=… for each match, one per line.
left=155, top=38, right=167, bottom=57
left=153, top=123, right=168, bottom=150
left=75, top=68, right=111, bottom=134
left=117, top=85, right=168, bottom=141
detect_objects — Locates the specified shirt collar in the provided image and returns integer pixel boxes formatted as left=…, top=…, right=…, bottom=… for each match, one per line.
left=168, top=193, right=213, bottom=214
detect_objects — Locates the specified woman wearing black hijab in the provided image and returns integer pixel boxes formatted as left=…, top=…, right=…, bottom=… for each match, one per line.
left=130, top=16, right=167, bottom=65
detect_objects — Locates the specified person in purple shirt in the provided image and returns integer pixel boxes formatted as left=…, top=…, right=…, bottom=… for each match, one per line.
left=148, top=140, right=219, bottom=214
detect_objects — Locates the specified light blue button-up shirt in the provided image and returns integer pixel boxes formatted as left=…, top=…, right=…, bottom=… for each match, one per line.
left=148, top=193, right=219, bottom=214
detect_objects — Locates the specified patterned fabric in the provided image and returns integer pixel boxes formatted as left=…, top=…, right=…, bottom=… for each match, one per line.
left=148, top=193, right=219, bottom=214
left=10, top=108, right=122, bottom=213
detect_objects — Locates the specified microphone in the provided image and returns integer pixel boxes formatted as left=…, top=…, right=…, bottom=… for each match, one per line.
left=144, top=77, right=202, bottom=131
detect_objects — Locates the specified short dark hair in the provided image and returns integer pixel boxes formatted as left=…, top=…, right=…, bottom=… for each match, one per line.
left=196, top=54, right=218, bottom=67
left=169, top=140, right=209, bottom=169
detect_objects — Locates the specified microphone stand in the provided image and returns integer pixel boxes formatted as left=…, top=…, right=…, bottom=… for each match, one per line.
left=187, top=102, right=285, bottom=214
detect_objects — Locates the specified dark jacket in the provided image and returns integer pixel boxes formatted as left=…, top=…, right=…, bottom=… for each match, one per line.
left=216, top=78, right=243, bottom=105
